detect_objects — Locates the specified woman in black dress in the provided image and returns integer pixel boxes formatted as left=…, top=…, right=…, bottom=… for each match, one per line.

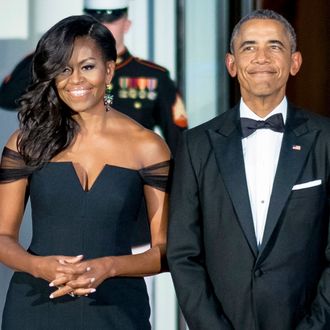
left=0, top=15, right=170, bottom=329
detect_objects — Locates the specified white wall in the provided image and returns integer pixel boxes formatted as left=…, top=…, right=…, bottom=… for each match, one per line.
left=0, top=0, right=29, bottom=39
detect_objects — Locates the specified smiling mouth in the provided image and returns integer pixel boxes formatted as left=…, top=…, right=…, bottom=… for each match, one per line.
left=249, top=70, right=276, bottom=75
left=67, top=89, right=91, bottom=97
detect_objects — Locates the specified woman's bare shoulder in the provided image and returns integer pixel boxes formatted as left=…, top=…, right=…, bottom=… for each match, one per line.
left=4, top=130, right=20, bottom=152
left=110, top=109, right=171, bottom=166
left=134, top=127, right=171, bottom=167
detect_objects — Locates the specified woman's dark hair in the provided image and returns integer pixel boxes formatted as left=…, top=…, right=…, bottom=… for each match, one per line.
left=18, top=15, right=117, bottom=166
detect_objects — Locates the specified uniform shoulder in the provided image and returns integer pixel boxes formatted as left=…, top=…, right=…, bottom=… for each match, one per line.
left=12, top=53, right=34, bottom=70
left=133, top=57, right=169, bottom=73
left=22, top=52, right=34, bottom=62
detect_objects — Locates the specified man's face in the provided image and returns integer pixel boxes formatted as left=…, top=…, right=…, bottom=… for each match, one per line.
left=102, top=16, right=131, bottom=52
left=226, top=19, right=302, bottom=103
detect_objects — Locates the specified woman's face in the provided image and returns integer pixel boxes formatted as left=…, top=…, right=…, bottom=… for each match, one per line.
left=55, top=37, right=114, bottom=113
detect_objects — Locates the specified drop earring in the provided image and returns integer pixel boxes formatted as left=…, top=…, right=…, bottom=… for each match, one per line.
left=104, top=83, right=113, bottom=111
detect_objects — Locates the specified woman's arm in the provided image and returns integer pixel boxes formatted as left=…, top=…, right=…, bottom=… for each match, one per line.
left=0, top=177, right=38, bottom=273
left=0, top=136, right=89, bottom=295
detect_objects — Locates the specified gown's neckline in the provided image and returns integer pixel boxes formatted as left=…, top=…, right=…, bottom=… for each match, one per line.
left=1, top=147, right=171, bottom=192
left=47, top=162, right=139, bottom=193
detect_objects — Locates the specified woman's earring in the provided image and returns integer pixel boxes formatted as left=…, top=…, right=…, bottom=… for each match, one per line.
left=104, top=83, right=114, bottom=111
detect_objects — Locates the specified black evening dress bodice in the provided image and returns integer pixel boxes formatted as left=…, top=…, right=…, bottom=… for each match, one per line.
left=0, top=147, right=171, bottom=330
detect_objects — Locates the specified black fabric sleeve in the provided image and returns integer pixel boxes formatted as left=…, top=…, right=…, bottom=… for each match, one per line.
left=0, top=147, right=35, bottom=183
left=138, top=159, right=172, bottom=192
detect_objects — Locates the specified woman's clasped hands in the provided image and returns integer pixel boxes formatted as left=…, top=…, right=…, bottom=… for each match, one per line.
left=33, top=254, right=114, bottom=299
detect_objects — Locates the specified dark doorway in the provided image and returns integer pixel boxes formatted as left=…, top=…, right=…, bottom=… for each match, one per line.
left=260, top=0, right=330, bottom=117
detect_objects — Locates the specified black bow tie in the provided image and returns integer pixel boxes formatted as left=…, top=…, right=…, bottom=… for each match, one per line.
left=240, top=113, right=285, bottom=138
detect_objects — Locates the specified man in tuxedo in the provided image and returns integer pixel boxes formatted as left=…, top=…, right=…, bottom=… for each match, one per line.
left=167, top=9, right=330, bottom=330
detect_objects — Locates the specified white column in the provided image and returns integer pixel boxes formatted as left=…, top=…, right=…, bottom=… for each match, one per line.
left=185, top=0, right=218, bottom=127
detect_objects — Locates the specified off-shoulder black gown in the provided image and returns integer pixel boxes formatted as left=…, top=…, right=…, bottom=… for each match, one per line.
left=0, top=147, right=170, bottom=330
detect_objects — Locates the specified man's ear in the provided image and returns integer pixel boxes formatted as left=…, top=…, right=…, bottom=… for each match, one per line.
left=225, top=53, right=237, bottom=77
left=290, top=51, right=302, bottom=76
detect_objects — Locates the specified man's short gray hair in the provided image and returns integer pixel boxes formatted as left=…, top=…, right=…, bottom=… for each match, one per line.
left=229, top=9, right=297, bottom=54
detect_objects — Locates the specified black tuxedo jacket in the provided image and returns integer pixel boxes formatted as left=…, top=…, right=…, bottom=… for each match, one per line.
left=167, top=103, right=330, bottom=330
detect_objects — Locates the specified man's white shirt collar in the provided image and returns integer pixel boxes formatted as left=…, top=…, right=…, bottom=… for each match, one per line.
left=239, top=97, right=288, bottom=124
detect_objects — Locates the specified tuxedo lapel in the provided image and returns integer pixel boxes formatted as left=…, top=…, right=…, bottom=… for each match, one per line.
left=258, top=106, right=319, bottom=257
left=208, top=108, right=258, bottom=257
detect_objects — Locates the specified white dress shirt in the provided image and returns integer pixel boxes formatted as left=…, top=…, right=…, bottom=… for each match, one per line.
left=240, top=97, right=287, bottom=246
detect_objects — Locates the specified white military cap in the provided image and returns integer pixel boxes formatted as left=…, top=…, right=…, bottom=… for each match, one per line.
left=84, top=0, right=130, bottom=22
left=84, top=0, right=129, bottom=11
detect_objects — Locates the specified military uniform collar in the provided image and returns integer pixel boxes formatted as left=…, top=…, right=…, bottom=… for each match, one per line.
left=116, top=48, right=132, bottom=65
